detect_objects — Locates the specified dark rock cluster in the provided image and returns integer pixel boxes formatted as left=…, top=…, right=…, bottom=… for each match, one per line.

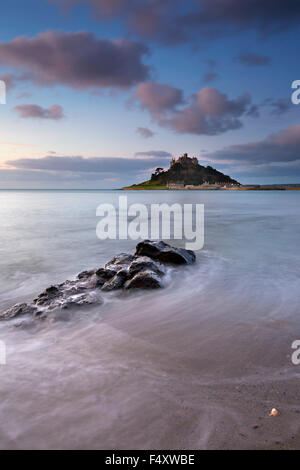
left=0, top=240, right=196, bottom=321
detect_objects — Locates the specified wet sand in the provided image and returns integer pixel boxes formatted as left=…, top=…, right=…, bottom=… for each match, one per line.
left=1, top=189, right=300, bottom=450
left=1, top=281, right=300, bottom=450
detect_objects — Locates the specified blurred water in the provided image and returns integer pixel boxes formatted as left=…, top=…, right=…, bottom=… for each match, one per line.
left=0, top=189, right=300, bottom=449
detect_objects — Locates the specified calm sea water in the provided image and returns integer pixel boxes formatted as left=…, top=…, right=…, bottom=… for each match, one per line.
left=0, top=189, right=300, bottom=449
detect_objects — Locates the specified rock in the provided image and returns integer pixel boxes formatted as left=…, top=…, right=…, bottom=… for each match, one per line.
left=135, top=240, right=196, bottom=265
left=124, top=270, right=162, bottom=290
left=0, top=303, right=38, bottom=320
left=105, top=253, right=135, bottom=273
left=78, top=274, right=105, bottom=289
left=34, top=285, right=61, bottom=306
left=0, top=241, right=196, bottom=322
left=34, top=279, right=104, bottom=312
left=128, top=256, right=165, bottom=277
left=77, top=269, right=95, bottom=280
left=101, top=270, right=128, bottom=292
left=59, top=292, right=103, bottom=309
left=76, top=269, right=107, bottom=289
left=95, top=267, right=115, bottom=280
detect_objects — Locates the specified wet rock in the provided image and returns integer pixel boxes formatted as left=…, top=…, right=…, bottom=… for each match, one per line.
left=105, top=253, right=135, bottom=273
left=76, top=269, right=107, bottom=289
left=135, top=240, right=196, bottom=265
left=77, top=269, right=95, bottom=280
left=129, top=256, right=165, bottom=277
left=79, top=274, right=105, bottom=289
left=101, top=270, right=128, bottom=292
left=34, top=285, right=61, bottom=306
left=37, top=291, right=103, bottom=312
left=0, top=303, right=38, bottom=320
left=59, top=292, right=103, bottom=309
left=33, top=279, right=104, bottom=312
left=95, top=267, right=115, bottom=280
left=1, top=241, right=196, bottom=322
left=124, top=270, right=162, bottom=290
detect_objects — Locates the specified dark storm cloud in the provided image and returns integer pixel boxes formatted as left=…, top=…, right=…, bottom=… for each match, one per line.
left=205, top=125, right=300, bottom=164
left=14, top=104, right=65, bottom=120
left=6, top=154, right=171, bottom=173
left=235, top=52, right=271, bottom=67
left=0, top=31, right=150, bottom=90
left=135, top=84, right=257, bottom=136
left=54, top=0, right=300, bottom=44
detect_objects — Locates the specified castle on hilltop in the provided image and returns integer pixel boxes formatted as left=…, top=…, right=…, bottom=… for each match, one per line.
left=170, top=153, right=198, bottom=168
left=145, top=151, right=240, bottom=189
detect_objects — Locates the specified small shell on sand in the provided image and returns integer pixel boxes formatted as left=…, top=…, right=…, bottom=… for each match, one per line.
left=269, top=408, right=280, bottom=417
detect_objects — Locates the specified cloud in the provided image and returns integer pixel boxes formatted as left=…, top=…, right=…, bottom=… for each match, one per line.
left=53, top=0, right=130, bottom=17
left=55, top=0, right=300, bottom=45
left=179, top=0, right=300, bottom=41
left=58, top=0, right=185, bottom=44
left=246, top=104, right=260, bottom=118
left=134, top=150, right=172, bottom=158
left=126, top=0, right=186, bottom=45
left=269, top=98, right=292, bottom=115
left=0, top=167, right=123, bottom=189
left=6, top=154, right=171, bottom=173
left=135, top=81, right=184, bottom=117
left=135, top=83, right=257, bottom=135
left=136, top=127, right=154, bottom=138
left=17, top=92, right=33, bottom=99
left=235, top=52, right=271, bottom=67
left=205, top=125, right=300, bottom=165
left=0, top=74, right=16, bottom=91
left=0, top=31, right=150, bottom=90
left=202, top=72, right=219, bottom=83
left=202, top=58, right=218, bottom=83
left=144, top=86, right=256, bottom=136
left=14, top=104, right=65, bottom=120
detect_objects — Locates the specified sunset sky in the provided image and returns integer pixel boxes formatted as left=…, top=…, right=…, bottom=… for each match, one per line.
left=0, top=0, right=300, bottom=188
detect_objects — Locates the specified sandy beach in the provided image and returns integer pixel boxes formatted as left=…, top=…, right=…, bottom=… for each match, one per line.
left=0, top=190, right=300, bottom=449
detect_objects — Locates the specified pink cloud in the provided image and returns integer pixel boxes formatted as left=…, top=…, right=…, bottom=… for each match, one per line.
left=135, top=81, right=184, bottom=117
left=14, top=104, right=65, bottom=120
left=135, top=83, right=256, bottom=136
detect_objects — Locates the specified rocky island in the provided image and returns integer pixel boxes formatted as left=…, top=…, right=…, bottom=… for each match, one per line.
left=123, top=153, right=240, bottom=190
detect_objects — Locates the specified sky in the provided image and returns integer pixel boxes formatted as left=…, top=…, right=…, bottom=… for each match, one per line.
left=0, top=0, right=300, bottom=188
